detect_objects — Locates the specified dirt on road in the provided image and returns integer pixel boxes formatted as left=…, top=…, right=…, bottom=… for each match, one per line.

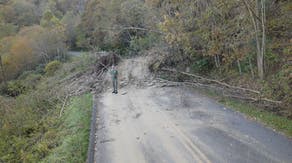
left=93, top=57, right=292, bottom=163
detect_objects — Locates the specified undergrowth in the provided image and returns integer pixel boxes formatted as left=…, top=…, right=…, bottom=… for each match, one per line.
left=0, top=54, right=95, bottom=162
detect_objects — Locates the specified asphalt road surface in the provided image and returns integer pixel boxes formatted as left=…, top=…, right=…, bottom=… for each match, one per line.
left=94, top=58, right=292, bottom=163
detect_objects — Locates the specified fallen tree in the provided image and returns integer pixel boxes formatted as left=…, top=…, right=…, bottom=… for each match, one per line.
left=161, top=68, right=260, bottom=94
left=159, top=68, right=282, bottom=105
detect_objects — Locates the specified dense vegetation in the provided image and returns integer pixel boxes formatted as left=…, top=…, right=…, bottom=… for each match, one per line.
left=0, top=0, right=291, bottom=162
left=0, top=1, right=92, bottom=162
left=0, top=0, right=85, bottom=82
left=0, top=55, right=94, bottom=162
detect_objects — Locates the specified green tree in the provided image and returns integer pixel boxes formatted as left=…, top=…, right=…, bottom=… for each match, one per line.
left=1, top=0, right=38, bottom=26
left=61, top=11, right=81, bottom=48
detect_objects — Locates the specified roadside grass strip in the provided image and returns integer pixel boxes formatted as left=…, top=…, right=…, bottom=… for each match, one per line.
left=42, top=93, right=92, bottom=163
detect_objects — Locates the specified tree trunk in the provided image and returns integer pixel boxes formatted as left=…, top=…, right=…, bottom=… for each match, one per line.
left=249, top=57, right=255, bottom=79
left=216, top=55, right=221, bottom=67
left=259, top=0, right=266, bottom=79
left=256, top=0, right=264, bottom=80
left=237, top=60, right=242, bottom=75
left=214, top=54, right=221, bottom=68
left=0, top=56, right=7, bottom=85
left=243, top=0, right=265, bottom=80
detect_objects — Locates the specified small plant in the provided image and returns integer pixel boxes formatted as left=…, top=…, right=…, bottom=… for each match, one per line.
left=191, top=57, right=213, bottom=73
left=45, top=60, right=62, bottom=76
left=6, top=81, right=26, bottom=97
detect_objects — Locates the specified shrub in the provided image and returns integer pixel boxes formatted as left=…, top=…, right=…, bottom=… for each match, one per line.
left=6, top=81, right=26, bottom=97
left=21, top=73, right=42, bottom=90
left=129, top=34, right=159, bottom=55
left=191, top=57, right=214, bottom=73
left=45, top=61, right=62, bottom=76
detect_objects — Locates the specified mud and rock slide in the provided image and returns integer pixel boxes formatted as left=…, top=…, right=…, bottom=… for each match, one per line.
left=93, top=57, right=292, bottom=163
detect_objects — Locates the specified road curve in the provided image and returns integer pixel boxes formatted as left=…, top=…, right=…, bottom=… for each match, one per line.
left=94, top=86, right=292, bottom=163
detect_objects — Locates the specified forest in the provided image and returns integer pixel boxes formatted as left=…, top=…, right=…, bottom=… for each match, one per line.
left=0, top=0, right=291, bottom=162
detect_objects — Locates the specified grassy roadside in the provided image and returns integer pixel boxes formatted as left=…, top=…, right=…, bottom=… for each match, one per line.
left=201, top=89, right=292, bottom=138
left=42, top=93, right=92, bottom=163
left=0, top=53, right=97, bottom=162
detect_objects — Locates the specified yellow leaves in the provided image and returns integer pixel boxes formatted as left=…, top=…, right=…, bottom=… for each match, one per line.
left=41, top=10, right=63, bottom=28
left=10, top=37, right=33, bottom=57
left=0, top=22, right=67, bottom=81
left=18, top=25, right=44, bottom=37
left=160, top=14, right=183, bottom=45
left=1, top=36, right=34, bottom=78
left=282, top=2, right=292, bottom=12
left=45, top=60, right=62, bottom=76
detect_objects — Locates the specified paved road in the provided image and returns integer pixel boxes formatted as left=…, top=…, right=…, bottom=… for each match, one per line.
left=93, top=58, right=292, bottom=163
left=67, top=51, right=84, bottom=57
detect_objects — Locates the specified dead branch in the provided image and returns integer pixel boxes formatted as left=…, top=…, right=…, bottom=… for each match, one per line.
left=59, top=95, right=69, bottom=118
left=161, top=68, right=261, bottom=94
left=100, top=26, right=165, bottom=35
left=223, top=94, right=258, bottom=101
left=98, top=62, right=110, bottom=70
left=118, top=27, right=165, bottom=35
left=261, top=98, right=282, bottom=104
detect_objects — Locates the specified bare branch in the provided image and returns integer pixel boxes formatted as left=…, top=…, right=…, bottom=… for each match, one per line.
left=59, top=95, right=69, bottom=118
left=100, top=26, right=165, bottom=35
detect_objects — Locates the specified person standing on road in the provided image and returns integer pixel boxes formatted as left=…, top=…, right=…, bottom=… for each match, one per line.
left=111, top=65, right=118, bottom=94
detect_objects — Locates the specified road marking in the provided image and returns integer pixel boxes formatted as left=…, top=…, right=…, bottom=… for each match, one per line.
left=131, top=90, right=212, bottom=163
left=157, top=108, right=211, bottom=163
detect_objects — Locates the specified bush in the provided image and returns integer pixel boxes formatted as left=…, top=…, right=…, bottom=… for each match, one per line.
left=21, top=73, right=42, bottom=90
left=35, top=64, right=46, bottom=74
left=262, top=65, right=292, bottom=116
left=45, top=61, right=62, bottom=76
left=0, top=83, right=7, bottom=94
left=6, top=81, right=26, bottom=97
left=191, top=57, right=214, bottom=73
left=129, top=34, right=159, bottom=55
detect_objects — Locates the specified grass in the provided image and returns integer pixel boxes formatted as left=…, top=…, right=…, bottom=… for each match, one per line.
left=42, top=93, right=92, bottom=163
left=200, top=87, right=292, bottom=137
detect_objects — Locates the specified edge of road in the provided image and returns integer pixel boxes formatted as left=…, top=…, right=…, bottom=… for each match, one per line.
left=87, top=94, right=97, bottom=163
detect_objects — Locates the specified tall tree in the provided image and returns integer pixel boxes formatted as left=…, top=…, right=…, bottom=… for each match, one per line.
left=243, top=0, right=266, bottom=79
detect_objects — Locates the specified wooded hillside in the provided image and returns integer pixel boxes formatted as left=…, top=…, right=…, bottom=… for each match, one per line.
left=0, top=0, right=87, bottom=82
left=0, top=0, right=291, bottom=162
